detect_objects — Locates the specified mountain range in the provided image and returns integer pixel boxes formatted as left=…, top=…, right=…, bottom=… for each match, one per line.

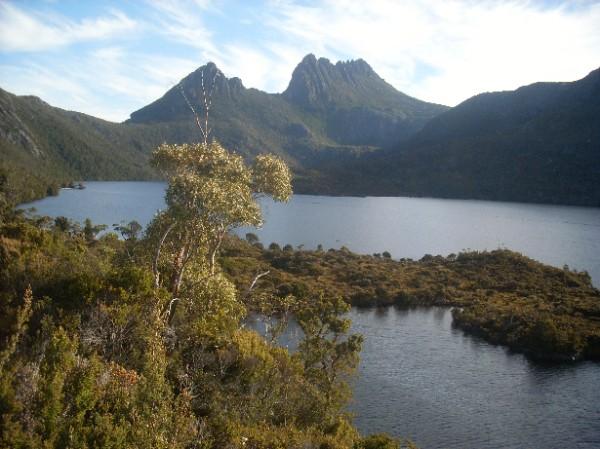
left=1, top=54, right=598, bottom=206
left=127, top=54, right=447, bottom=165
left=308, top=66, right=600, bottom=206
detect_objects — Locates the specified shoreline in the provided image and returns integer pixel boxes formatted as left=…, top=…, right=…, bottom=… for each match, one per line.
left=222, top=237, right=600, bottom=363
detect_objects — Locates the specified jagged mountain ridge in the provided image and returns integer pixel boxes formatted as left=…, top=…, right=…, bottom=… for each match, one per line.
left=128, top=55, right=448, bottom=152
left=2, top=55, right=598, bottom=206
left=282, top=55, right=447, bottom=147
left=1, top=54, right=447, bottom=202
left=128, top=62, right=317, bottom=164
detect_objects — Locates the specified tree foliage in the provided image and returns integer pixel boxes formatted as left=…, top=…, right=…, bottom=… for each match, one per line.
left=0, top=137, right=391, bottom=447
left=148, top=141, right=291, bottom=322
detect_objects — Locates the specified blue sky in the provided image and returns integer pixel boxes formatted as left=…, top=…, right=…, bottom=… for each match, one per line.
left=1, top=0, right=599, bottom=122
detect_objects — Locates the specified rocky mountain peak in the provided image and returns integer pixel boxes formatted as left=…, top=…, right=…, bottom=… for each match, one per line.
left=129, top=62, right=244, bottom=123
left=283, top=54, right=379, bottom=109
left=181, top=62, right=243, bottom=95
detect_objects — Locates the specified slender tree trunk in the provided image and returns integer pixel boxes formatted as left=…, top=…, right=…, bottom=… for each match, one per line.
left=209, top=230, right=225, bottom=275
left=153, top=223, right=175, bottom=289
left=167, top=241, right=188, bottom=324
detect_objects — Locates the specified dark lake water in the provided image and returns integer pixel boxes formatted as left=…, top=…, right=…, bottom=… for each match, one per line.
left=21, top=181, right=600, bottom=448
left=348, top=307, right=600, bottom=449
left=249, top=308, right=600, bottom=449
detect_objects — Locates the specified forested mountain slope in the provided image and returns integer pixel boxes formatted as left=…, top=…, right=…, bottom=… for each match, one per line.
left=128, top=55, right=447, bottom=165
left=0, top=88, right=158, bottom=201
left=313, top=67, right=600, bottom=206
left=2, top=57, right=598, bottom=206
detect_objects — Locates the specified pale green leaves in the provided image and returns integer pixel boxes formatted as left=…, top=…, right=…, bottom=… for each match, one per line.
left=148, top=140, right=293, bottom=314
left=153, top=141, right=291, bottom=231
left=252, top=154, right=292, bottom=202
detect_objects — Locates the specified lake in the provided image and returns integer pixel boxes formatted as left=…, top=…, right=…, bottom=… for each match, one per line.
left=249, top=308, right=600, bottom=449
left=348, top=307, right=600, bottom=449
left=20, top=181, right=600, bottom=448
left=21, top=181, right=600, bottom=285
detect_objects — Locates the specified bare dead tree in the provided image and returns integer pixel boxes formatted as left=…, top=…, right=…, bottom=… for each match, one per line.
left=179, top=66, right=221, bottom=145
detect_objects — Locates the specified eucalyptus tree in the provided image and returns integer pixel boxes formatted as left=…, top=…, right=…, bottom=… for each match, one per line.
left=148, top=141, right=292, bottom=323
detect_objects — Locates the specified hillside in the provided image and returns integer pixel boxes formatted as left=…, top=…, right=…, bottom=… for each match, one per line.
left=0, top=88, right=159, bottom=202
left=317, top=67, right=600, bottom=206
left=1, top=55, right=447, bottom=204
left=2, top=57, right=599, bottom=206
left=128, top=55, right=447, bottom=164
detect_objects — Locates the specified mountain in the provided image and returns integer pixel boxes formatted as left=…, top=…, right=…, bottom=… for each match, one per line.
left=0, top=88, right=161, bottom=202
left=127, top=55, right=447, bottom=164
left=1, top=55, right=445, bottom=203
left=282, top=54, right=447, bottom=147
left=127, top=62, right=319, bottom=167
left=316, top=67, right=600, bottom=206
left=2, top=55, right=598, bottom=207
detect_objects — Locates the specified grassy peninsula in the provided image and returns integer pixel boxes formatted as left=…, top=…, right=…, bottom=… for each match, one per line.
left=222, top=237, right=600, bottom=362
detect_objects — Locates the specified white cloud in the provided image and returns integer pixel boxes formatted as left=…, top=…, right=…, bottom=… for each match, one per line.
left=144, top=0, right=217, bottom=55
left=140, top=0, right=300, bottom=93
left=0, top=61, right=101, bottom=115
left=0, top=3, right=137, bottom=52
left=260, top=0, right=600, bottom=105
left=1, top=0, right=599, bottom=121
left=0, top=50, right=200, bottom=122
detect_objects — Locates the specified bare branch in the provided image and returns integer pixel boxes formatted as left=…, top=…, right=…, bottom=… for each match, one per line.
left=208, top=229, right=226, bottom=275
left=244, top=270, right=270, bottom=299
left=178, top=66, right=221, bottom=146
left=201, top=70, right=208, bottom=145
left=179, top=85, right=207, bottom=143
left=164, top=298, right=180, bottom=324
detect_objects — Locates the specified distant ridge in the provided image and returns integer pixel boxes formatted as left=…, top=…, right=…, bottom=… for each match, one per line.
left=128, top=55, right=448, bottom=151
left=2, top=55, right=598, bottom=206
left=2, top=54, right=447, bottom=202
left=313, top=67, right=600, bottom=206
left=0, top=87, right=158, bottom=202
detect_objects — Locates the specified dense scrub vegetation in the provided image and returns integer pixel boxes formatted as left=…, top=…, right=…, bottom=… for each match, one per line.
left=0, top=143, right=411, bottom=448
left=222, top=238, right=600, bottom=362
left=2, top=129, right=598, bottom=448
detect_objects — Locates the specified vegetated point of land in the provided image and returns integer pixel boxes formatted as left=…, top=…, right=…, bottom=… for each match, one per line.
left=222, top=236, right=600, bottom=362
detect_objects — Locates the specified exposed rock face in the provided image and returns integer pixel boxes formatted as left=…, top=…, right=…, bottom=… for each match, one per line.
left=283, top=54, right=380, bottom=109
left=129, top=63, right=247, bottom=123
left=0, top=91, right=42, bottom=157
left=127, top=56, right=447, bottom=152
left=281, top=54, right=448, bottom=146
